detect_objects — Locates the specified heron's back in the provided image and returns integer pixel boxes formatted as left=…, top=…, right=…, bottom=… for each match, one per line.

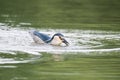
left=33, top=31, right=51, bottom=42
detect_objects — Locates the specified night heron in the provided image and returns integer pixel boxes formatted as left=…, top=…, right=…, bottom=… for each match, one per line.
left=29, top=30, right=69, bottom=46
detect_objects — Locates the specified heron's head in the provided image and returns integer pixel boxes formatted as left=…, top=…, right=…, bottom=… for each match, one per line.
left=53, top=33, right=69, bottom=46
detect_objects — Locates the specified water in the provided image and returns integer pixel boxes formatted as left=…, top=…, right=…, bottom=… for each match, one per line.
left=0, top=26, right=120, bottom=54
left=0, top=26, right=120, bottom=80
left=0, top=0, right=120, bottom=80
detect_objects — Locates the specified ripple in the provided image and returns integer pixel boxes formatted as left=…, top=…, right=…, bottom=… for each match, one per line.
left=0, top=52, right=40, bottom=64
left=0, top=26, right=120, bottom=55
left=0, top=65, right=17, bottom=68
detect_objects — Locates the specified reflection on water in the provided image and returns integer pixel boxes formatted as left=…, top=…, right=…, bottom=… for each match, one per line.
left=0, top=52, right=120, bottom=80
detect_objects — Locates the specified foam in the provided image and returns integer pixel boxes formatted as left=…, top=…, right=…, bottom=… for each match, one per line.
left=0, top=26, right=120, bottom=55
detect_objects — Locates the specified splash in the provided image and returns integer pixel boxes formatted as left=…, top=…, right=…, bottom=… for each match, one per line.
left=0, top=25, right=120, bottom=55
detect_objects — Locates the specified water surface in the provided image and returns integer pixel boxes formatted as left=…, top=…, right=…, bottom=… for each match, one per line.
left=0, top=26, right=120, bottom=80
left=0, top=0, right=120, bottom=80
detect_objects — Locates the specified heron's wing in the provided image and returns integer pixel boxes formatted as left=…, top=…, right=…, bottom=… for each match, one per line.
left=33, top=31, right=51, bottom=42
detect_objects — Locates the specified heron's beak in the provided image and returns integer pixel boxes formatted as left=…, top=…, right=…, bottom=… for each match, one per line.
left=60, top=37, right=69, bottom=46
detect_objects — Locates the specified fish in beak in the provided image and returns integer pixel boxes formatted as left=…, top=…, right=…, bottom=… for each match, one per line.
left=60, top=37, right=69, bottom=46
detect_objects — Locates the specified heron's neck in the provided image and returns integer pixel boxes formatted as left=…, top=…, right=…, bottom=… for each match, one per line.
left=50, top=36, right=62, bottom=45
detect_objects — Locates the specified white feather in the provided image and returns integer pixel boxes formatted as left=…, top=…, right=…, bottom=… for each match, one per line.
left=29, top=30, right=44, bottom=44
left=50, top=36, right=62, bottom=46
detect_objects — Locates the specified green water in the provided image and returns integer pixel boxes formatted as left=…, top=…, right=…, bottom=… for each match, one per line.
left=0, top=0, right=120, bottom=80
left=0, top=52, right=120, bottom=80
left=0, top=0, right=120, bottom=30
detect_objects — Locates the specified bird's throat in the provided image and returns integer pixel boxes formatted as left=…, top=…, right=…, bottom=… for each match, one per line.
left=50, top=36, right=62, bottom=46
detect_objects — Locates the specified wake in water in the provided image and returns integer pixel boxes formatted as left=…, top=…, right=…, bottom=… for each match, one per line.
left=0, top=25, right=120, bottom=55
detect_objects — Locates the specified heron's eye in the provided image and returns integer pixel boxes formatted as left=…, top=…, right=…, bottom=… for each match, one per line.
left=59, top=36, right=63, bottom=40
left=59, top=36, right=61, bottom=39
